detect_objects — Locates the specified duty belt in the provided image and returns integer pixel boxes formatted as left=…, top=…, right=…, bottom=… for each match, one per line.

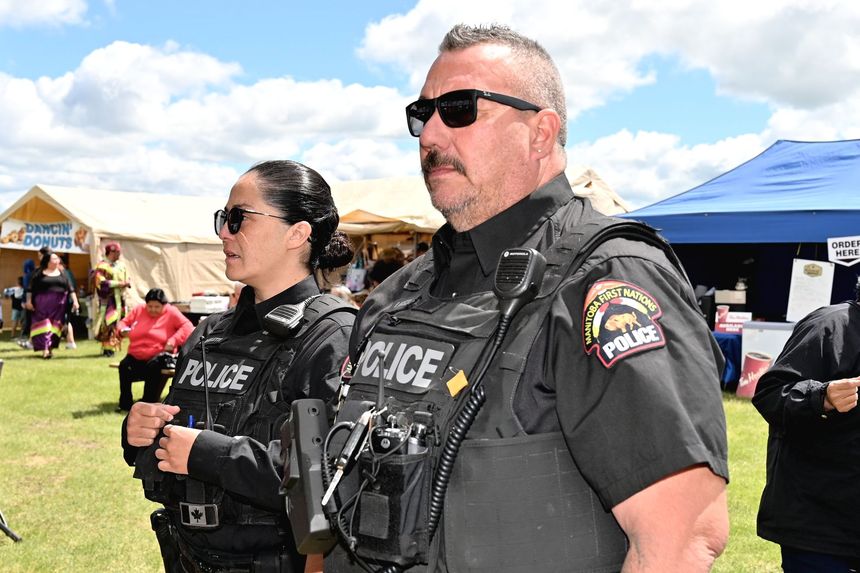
left=179, top=553, right=251, bottom=573
left=174, top=533, right=287, bottom=573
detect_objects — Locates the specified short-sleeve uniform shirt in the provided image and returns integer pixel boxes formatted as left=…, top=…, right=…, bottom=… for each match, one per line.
left=387, top=173, right=729, bottom=509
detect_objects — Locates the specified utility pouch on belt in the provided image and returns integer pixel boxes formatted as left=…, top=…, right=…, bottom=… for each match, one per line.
left=350, top=448, right=433, bottom=567
left=150, top=509, right=184, bottom=573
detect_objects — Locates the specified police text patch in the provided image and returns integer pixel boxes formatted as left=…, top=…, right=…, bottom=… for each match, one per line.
left=582, top=279, right=666, bottom=368
left=351, top=334, right=456, bottom=395
left=173, top=353, right=262, bottom=395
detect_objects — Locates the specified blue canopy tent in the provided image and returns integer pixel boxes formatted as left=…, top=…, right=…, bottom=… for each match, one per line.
left=623, top=140, right=860, bottom=320
left=624, top=139, right=860, bottom=243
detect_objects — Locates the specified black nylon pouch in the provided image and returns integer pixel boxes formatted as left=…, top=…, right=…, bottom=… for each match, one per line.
left=352, top=449, right=433, bottom=567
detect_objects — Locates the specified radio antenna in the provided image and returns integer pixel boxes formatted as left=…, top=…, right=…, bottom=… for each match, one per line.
left=199, top=336, right=214, bottom=431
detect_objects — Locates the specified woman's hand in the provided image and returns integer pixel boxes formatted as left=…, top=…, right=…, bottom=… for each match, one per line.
left=164, top=342, right=175, bottom=353
left=126, top=402, right=181, bottom=447
left=155, top=425, right=201, bottom=475
left=24, top=301, right=33, bottom=311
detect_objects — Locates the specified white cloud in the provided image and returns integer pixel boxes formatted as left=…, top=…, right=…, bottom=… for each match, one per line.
left=569, top=130, right=766, bottom=209
left=0, top=41, right=414, bottom=207
left=3, top=0, right=860, bottom=217
left=356, top=0, right=860, bottom=209
left=0, top=0, right=87, bottom=27
left=303, top=139, right=419, bottom=183
left=359, top=0, right=860, bottom=114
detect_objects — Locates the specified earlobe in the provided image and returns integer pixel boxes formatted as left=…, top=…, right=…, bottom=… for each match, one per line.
left=531, top=110, right=561, bottom=157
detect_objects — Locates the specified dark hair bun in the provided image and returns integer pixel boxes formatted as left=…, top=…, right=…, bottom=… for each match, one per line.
left=317, top=231, right=355, bottom=271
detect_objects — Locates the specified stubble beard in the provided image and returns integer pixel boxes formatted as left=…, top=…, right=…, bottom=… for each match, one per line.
left=422, top=149, right=479, bottom=231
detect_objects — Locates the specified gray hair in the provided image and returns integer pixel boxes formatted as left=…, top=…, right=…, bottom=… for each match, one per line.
left=440, top=24, right=567, bottom=147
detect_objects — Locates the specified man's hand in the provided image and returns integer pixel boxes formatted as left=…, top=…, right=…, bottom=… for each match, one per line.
left=126, top=402, right=180, bottom=447
left=155, top=425, right=201, bottom=475
left=824, top=377, right=860, bottom=413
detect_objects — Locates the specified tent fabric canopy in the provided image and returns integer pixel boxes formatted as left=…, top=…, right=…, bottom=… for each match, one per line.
left=0, top=184, right=231, bottom=303
left=330, top=166, right=630, bottom=236
left=331, top=176, right=445, bottom=235
left=1, top=185, right=225, bottom=244
left=623, top=139, right=860, bottom=243
left=0, top=167, right=630, bottom=301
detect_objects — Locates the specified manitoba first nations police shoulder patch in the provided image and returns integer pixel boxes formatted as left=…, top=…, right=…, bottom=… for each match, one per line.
left=582, top=279, right=666, bottom=368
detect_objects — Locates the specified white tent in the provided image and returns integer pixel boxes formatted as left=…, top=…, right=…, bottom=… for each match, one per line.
left=566, top=165, right=632, bottom=216
left=0, top=184, right=232, bottom=306
left=330, top=165, right=630, bottom=236
left=0, top=167, right=628, bottom=308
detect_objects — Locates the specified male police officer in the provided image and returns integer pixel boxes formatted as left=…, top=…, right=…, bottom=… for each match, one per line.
left=325, top=24, right=728, bottom=572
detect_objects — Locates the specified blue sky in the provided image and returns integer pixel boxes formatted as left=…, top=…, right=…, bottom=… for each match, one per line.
left=1, top=0, right=859, bottom=212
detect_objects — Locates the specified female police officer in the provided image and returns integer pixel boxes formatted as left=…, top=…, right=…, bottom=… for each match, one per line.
left=122, top=160, right=355, bottom=573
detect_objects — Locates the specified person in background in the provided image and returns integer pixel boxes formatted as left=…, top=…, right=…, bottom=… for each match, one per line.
left=115, top=288, right=194, bottom=412
left=753, top=279, right=860, bottom=572
left=328, top=284, right=359, bottom=308
left=367, top=246, right=405, bottom=289
left=10, top=276, right=25, bottom=339
left=415, top=240, right=430, bottom=258
left=25, top=252, right=79, bottom=359
left=325, top=23, right=728, bottom=572
left=122, top=159, right=356, bottom=573
left=227, top=281, right=245, bottom=309
left=59, top=254, right=78, bottom=350
left=93, top=242, right=130, bottom=357
left=18, top=256, right=38, bottom=348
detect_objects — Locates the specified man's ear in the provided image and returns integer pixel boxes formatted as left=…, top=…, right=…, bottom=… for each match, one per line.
left=530, top=109, right=561, bottom=158
left=286, top=220, right=313, bottom=249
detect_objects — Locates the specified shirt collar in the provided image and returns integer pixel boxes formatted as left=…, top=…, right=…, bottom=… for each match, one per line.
left=231, top=275, right=321, bottom=329
left=433, top=172, right=574, bottom=277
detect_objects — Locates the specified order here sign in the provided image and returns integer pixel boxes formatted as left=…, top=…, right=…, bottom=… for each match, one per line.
left=827, top=235, right=860, bottom=267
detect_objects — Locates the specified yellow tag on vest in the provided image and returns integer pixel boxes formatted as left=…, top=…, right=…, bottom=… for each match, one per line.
left=446, top=370, right=468, bottom=397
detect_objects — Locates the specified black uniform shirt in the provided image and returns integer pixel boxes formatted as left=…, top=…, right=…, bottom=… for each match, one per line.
left=363, top=173, right=728, bottom=510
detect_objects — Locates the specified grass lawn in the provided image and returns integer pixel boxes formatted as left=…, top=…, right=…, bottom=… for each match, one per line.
left=0, top=337, right=781, bottom=572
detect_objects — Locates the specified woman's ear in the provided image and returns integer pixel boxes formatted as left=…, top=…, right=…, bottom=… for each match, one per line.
left=286, top=220, right=313, bottom=249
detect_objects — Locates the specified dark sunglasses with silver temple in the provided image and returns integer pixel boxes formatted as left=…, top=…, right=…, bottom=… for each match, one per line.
left=405, top=88, right=542, bottom=137
left=214, top=207, right=291, bottom=235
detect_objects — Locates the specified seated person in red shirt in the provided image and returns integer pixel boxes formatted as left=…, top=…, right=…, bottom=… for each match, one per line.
left=116, top=288, right=193, bottom=411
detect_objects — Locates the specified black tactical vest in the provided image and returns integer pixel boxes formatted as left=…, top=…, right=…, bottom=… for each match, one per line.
left=135, top=295, right=354, bottom=529
left=333, top=213, right=686, bottom=572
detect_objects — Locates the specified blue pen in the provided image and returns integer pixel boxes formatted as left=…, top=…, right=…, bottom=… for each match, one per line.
left=188, top=414, right=195, bottom=429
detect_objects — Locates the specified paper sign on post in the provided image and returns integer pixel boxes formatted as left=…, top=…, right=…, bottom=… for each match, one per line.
left=786, top=259, right=835, bottom=322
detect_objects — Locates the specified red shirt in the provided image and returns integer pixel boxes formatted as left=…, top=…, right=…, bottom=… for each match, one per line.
left=119, top=303, right=194, bottom=361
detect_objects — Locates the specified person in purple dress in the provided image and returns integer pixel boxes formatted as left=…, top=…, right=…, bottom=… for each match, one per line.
left=25, top=252, right=79, bottom=359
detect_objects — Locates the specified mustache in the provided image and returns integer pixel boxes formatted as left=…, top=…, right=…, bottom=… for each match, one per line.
left=421, top=150, right=466, bottom=178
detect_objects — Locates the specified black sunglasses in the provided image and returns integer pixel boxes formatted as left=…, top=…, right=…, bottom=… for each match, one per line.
left=405, top=89, right=542, bottom=137
left=214, top=207, right=291, bottom=235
